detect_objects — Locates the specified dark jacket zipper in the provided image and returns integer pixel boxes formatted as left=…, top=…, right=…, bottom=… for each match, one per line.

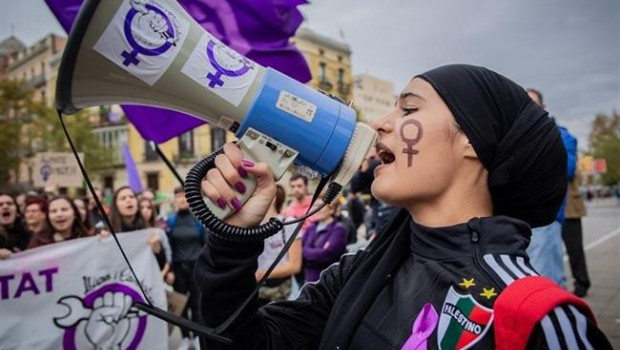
left=470, top=230, right=505, bottom=287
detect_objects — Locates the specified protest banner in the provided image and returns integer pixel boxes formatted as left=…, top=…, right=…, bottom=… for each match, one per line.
left=0, top=230, right=168, bottom=349
left=33, top=152, right=85, bottom=188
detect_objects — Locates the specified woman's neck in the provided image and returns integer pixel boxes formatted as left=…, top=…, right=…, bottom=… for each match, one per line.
left=122, top=215, right=134, bottom=225
left=407, top=173, right=493, bottom=227
left=56, top=228, right=72, bottom=239
left=28, top=222, right=44, bottom=233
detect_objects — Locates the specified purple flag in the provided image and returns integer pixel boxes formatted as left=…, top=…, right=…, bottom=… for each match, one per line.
left=45, top=0, right=311, bottom=143
left=122, top=142, right=143, bottom=193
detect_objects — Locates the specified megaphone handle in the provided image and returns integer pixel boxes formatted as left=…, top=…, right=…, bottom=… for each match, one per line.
left=202, top=141, right=258, bottom=220
left=201, top=128, right=298, bottom=220
left=186, top=128, right=297, bottom=242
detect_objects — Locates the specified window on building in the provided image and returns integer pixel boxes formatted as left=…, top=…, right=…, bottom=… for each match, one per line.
left=319, top=62, right=327, bottom=81
left=144, top=141, right=158, bottom=161
left=338, top=55, right=342, bottom=62
left=319, top=48, right=325, bottom=56
left=103, top=175, right=115, bottom=198
left=210, top=127, right=227, bottom=153
left=40, top=62, right=45, bottom=76
left=93, top=126, right=128, bottom=164
left=146, top=172, right=160, bottom=191
left=338, top=68, right=345, bottom=87
left=178, top=130, right=194, bottom=158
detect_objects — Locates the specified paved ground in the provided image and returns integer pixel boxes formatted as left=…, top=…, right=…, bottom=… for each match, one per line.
left=168, top=198, right=620, bottom=349
left=567, top=198, right=620, bottom=348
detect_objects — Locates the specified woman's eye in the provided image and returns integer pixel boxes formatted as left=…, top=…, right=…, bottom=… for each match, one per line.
left=402, top=107, right=418, bottom=116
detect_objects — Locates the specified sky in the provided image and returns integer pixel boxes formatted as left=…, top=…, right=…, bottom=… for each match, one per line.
left=1, top=0, right=619, bottom=149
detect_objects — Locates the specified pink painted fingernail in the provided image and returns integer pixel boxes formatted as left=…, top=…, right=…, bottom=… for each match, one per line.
left=238, top=166, right=248, bottom=178
left=216, top=198, right=227, bottom=209
left=241, top=160, right=255, bottom=168
left=235, top=182, right=246, bottom=194
left=230, top=197, right=242, bottom=211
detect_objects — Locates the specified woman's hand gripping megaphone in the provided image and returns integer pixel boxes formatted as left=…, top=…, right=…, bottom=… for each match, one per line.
left=201, top=143, right=277, bottom=228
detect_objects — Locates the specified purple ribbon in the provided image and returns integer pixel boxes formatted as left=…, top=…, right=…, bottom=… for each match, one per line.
left=401, top=303, right=439, bottom=350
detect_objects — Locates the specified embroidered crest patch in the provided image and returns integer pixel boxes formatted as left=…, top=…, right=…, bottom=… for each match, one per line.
left=437, top=286, right=494, bottom=350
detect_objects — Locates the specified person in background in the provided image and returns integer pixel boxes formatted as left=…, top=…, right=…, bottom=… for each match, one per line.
left=563, top=168, right=591, bottom=297
left=24, top=196, right=48, bottom=239
left=87, top=186, right=107, bottom=227
left=301, top=199, right=348, bottom=283
left=0, top=193, right=30, bottom=259
left=345, top=191, right=366, bottom=242
left=28, top=196, right=90, bottom=249
left=283, top=174, right=315, bottom=232
left=73, top=197, right=94, bottom=235
left=15, top=193, right=27, bottom=215
left=109, top=186, right=144, bottom=233
left=166, top=186, right=205, bottom=350
left=525, top=88, right=571, bottom=288
left=255, top=184, right=302, bottom=305
left=350, top=153, right=398, bottom=240
left=104, top=186, right=166, bottom=261
left=139, top=197, right=173, bottom=284
left=140, top=188, right=156, bottom=202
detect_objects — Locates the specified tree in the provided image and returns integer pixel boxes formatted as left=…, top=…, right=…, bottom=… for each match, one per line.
left=0, top=79, right=33, bottom=186
left=588, top=111, right=620, bottom=186
left=0, top=80, right=112, bottom=188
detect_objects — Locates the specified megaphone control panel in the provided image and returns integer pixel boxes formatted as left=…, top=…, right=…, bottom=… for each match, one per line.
left=206, top=128, right=299, bottom=219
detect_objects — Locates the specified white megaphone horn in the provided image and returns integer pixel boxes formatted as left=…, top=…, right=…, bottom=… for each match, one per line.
left=56, top=0, right=377, bottom=240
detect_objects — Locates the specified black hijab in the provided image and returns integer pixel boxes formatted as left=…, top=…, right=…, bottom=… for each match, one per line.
left=417, top=64, right=567, bottom=228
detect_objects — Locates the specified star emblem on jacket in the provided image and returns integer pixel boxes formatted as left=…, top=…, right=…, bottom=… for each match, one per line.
left=479, top=288, right=497, bottom=300
left=458, top=278, right=476, bottom=289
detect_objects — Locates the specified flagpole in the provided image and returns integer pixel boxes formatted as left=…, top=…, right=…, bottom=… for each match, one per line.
left=151, top=141, right=185, bottom=187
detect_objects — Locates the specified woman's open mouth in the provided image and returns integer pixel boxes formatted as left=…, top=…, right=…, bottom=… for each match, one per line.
left=375, top=143, right=395, bottom=165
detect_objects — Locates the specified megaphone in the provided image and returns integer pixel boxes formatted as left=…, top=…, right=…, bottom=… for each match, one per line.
left=56, top=0, right=376, bottom=236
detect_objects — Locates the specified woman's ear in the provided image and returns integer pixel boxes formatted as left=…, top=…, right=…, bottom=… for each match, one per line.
left=462, top=137, right=479, bottom=160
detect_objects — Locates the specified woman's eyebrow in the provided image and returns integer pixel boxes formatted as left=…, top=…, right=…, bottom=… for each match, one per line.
left=399, top=92, right=426, bottom=102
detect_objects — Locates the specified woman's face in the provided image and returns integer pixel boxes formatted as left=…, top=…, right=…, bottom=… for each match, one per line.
left=0, top=195, right=17, bottom=226
left=370, top=78, right=470, bottom=208
left=73, top=199, right=87, bottom=222
left=48, top=198, right=75, bottom=234
left=116, top=188, right=138, bottom=218
left=139, top=200, right=153, bottom=221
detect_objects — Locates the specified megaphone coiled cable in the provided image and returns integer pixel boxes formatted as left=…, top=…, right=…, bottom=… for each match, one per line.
left=185, top=146, right=341, bottom=243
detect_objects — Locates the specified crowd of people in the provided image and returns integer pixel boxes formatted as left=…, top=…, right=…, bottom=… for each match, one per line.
left=0, top=172, right=378, bottom=350
left=0, top=71, right=611, bottom=348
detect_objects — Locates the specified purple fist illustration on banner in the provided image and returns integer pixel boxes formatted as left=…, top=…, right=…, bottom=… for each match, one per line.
left=54, top=283, right=147, bottom=350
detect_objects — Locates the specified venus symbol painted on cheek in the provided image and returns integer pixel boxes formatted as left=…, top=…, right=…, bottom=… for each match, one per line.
left=400, top=119, right=423, bottom=167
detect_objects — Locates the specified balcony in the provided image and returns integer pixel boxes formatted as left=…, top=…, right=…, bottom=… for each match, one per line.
left=337, top=82, right=351, bottom=96
left=26, top=73, right=46, bottom=89
left=318, top=78, right=333, bottom=91
left=173, top=151, right=198, bottom=164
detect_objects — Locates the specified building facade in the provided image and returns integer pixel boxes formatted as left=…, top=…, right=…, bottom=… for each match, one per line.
left=5, top=33, right=66, bottom=106
left=0, top=36, right=26, bottom=80
left=1, top=33, right=234, bottom=199
left=292, top=27, right=353, bottom=103
left=352, top=74, right=396, bottom=124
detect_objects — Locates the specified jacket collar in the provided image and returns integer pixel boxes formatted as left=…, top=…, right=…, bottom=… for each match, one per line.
left=410, top=216, right=531, bottom=260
